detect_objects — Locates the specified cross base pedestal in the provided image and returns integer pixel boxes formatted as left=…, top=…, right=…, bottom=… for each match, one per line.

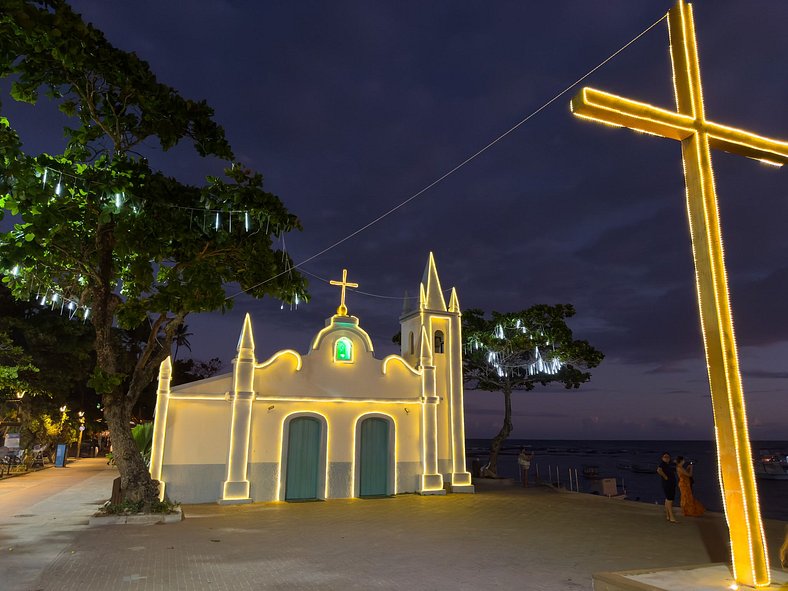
left=594, top=563, right=787, bottom=591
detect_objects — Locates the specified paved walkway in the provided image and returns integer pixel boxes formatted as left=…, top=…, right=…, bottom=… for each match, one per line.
left=1, top=463, right=786, bottom=590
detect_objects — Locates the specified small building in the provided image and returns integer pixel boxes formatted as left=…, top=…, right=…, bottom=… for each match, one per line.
left=149, top=253, right=474, bottom=503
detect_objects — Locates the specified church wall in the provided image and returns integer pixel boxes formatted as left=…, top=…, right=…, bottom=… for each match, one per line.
left=245, top=400, right=423, bottom=501
left=160, top=399, right=232, bottom=503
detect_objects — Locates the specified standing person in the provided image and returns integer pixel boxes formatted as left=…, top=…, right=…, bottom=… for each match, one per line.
left=518, top=447, right=533, bottom=487
left=656, top=452, right=677, bottom=523
left=676, top=456, right=705, bottom=516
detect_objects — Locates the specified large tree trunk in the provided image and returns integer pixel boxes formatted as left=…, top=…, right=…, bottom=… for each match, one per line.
left=103, top=393, right=159, bottom=503
left=487, top=385, right=513, bottom=476
left=92, top=222, right=159, bottom=505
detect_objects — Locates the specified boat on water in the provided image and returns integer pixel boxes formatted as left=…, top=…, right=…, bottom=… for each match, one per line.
left=754, top=450, right=788, bottom=480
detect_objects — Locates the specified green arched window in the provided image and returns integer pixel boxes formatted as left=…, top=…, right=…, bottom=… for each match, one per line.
left=335, top=337, right=353, bottom=362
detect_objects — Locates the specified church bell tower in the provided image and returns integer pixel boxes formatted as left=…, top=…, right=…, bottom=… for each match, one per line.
left=400, top=253, right=474, bottom=492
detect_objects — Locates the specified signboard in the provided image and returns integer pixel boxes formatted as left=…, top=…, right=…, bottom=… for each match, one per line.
left=4, top=433, right=20, bottom=448
left=55, top=443, right=67, bottom=467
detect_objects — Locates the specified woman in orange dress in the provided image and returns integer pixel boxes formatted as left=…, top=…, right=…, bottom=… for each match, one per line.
left=676, top=456, right=705, bottom=517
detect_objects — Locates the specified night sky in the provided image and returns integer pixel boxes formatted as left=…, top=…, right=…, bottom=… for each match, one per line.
left=4, top=1, right=787, bottom=439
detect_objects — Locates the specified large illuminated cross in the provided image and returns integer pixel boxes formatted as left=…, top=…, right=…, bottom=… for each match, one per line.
left=330, top=268, right=358, bottom=316
left=571, top=1, right=788, bottom=587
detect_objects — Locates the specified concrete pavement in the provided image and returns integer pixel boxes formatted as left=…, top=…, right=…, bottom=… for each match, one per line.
left=0, top=458, right=117, bottom=591
left=1, top=462, right=786, bottom=590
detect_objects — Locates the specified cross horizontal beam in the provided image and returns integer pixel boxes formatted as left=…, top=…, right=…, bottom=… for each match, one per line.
left=571, top=87, right=788, bottom=166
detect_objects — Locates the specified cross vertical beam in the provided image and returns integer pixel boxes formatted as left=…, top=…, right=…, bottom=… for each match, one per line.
left=571, top=1, right=788, bottom=586
left=330, top=268, right=358, bottom=316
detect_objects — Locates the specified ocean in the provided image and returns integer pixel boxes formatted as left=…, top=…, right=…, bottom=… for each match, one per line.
left=466, top=439, right=788, bottom=522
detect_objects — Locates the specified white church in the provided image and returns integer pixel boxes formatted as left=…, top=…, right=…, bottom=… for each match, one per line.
left=148, top=253, right=474, bottom=504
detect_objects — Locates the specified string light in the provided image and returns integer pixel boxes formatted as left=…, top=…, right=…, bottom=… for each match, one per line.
left=25, top=165, right=267, bottom=235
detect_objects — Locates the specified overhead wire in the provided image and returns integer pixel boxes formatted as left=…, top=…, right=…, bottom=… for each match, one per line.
left=226, top=12, right=667, bottom=301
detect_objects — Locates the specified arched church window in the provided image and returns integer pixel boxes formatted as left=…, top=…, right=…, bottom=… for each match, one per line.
left=409, top=332, right=414, bottom=355
left=335, top=337, right=353, bottom=362
left=434, top=330, right=445, bottom=354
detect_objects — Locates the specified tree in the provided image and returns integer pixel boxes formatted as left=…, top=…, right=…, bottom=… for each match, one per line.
left=462, top=306, right=603, bottom=476
left=0, top=1, right=307, bottom=503
left=172, top=323, right=193, bottom=363
left=1, top=284, right=100, bottom=459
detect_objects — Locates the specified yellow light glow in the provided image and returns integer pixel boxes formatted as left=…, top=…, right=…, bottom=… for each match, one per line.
left=169, top=394, right=228, bottom=400
left=255, top=396, right=418, bottom=405
left=381, top=354, right=421, bottom=376
left=274, top=411, right=330, bottom=501
left=256, top=349, right=303, bottom=371
left=570, top=1, right=781, bottom=585
left=310, top=316, right=374, bottom=353
left=349, top=412, right=398, bottom=497
left=329, top=268, right=359, bottom=316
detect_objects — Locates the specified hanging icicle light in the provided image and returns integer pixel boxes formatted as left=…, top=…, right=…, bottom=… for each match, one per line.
left=55, top=175, right=63, bottom=196
left=11, top=265, right=19, bottom=276
left=214, top=212, right=220, bottom=231
left=67, top=301, right=75, bottom=311
left=42, top=168, right=48, bottom=187
left=40, top=293, right=47, bottom=305
left=244, top=212, right=250, bottom=232
left=115, top=192, right=123, bottom=209
left=83, top=307, right=90, bottom=320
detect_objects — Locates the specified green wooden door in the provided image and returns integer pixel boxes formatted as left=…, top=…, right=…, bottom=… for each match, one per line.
left=285, top=417, right=321, bottom=500
left=359, top=418, right=389, bottom=497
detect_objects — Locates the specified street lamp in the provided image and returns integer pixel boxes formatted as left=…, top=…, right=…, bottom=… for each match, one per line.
left=75, top=411, right=86, bottom=460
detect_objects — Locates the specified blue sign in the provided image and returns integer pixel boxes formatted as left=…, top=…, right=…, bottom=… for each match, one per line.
left=55, top=443, right=67, bottom=467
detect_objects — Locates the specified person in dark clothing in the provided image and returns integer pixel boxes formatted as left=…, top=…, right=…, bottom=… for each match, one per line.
left=656, top=452, right=677, bottom=523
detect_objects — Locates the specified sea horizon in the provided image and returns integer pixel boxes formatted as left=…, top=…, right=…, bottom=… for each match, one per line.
left=464, top=438, right=788, bottom=522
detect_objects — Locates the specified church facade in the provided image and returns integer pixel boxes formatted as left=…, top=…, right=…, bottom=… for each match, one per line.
left=148, top=253, right=474, bottom=504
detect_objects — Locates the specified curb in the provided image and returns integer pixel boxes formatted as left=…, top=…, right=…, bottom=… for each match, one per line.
left=88, top=506, right=184, bottom=526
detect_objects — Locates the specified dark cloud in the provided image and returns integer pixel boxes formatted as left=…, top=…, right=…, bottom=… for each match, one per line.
left=4, top=0, right=787, bottom=438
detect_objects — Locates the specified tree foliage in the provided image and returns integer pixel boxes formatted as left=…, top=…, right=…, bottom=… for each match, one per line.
left=0, top=1, right=306, bottom=502
left=463, top=306, right=603, bottom=476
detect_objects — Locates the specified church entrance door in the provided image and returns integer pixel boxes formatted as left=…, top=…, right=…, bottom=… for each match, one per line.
left=359, top=417, right=389, bottom=497
left=285, top=417, right=321, bottom=500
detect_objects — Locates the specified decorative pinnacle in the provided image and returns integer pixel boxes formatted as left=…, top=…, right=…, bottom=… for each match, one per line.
left=159, top=356, right=172, bottom=377
left=329, top=268, right=358, bottom=316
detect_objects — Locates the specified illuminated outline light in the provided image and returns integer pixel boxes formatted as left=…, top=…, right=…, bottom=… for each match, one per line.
left=570, top=1, right=781, bottom=585
left=310, top=316, right=374, bottom=352
left=381, top=354, right=421, bottom=376
left=275, top=411, right=330, bottom=501
left=334, top=337, right=353, bottom=363
left=350, top=412, right=398, bottom=497
left=255, top=396, right=418, bottom=404
left=256, top=349, right=303, bottom=371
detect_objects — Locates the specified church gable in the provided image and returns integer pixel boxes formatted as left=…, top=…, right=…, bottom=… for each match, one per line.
left=253, top=315, right=421, bottom=401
